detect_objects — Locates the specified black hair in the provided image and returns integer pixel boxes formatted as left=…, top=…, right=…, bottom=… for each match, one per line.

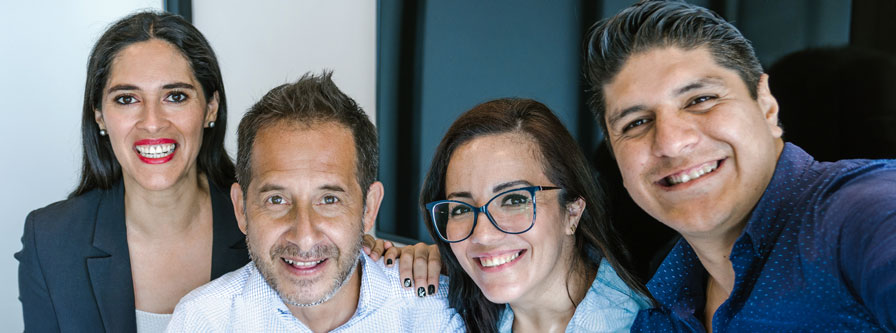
left=72, top=11, right=233, bottom=197
left=585, top=0, right=762, bottom=140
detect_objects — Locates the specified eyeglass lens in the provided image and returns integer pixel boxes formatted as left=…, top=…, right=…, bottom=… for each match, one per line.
left=432, top=188, right=535, bottom=242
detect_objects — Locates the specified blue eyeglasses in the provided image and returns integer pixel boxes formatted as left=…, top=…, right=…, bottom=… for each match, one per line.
left=425, top=186, right=563, bottom=243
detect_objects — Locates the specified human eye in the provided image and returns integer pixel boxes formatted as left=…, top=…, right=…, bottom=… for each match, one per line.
left=165, top=91, right=189, bottom=103
left=265, top=194, right=288, bottom=206
left=449, top=205, right=471, bottom=218
left=500, top=193, right=531, bottom=207
left=687, top=95, right=716, bottom=108
left=114, top=94, right=138, bottom=105
left=622, top=118, right=652, bottom=133
left=319, top=195, right=341, bottom=205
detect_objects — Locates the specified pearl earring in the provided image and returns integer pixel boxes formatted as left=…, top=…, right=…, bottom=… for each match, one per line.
left=208, top=121, right=215, bottom=128
left=99, top=129, right=106, bottom=136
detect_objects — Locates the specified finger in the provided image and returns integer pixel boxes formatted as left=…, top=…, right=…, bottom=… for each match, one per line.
left=369, top=239, right=386, bottom=261
left=412, top=243, right=429, bottom=297
left=426, top=244, right=441, bottom=295
left=399, top=245, right=415, bottom=290
left=361, top=234, right=375, bottom=256
left=383, top=246, right=400, bottom=267
left=383, top=240, right=394, bottom=250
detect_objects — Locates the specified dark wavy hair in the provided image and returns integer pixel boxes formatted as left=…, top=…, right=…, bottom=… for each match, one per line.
left=585, top=0, right=762, bottom=140
left=420, top=98, right=651, bottom=332
left=71, top=11, right=234, bottom=197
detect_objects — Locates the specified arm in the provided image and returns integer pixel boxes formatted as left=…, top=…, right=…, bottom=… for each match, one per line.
left=15, top=211, right=61, bottom=332
left=828, top=172, right=896, bottom=330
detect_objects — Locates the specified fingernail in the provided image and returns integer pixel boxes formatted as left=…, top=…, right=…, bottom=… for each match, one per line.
left=386, top=259, right=393, bottom=266
left=403, top=278, right=412, bottom=288
left=428, top=285, right=435, bottom=295
left=417, top=287, right=426, bottom=297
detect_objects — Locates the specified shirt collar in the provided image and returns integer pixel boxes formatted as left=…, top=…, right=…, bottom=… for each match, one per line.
left=742, top=143, right=815, bottom=256
left=646, top=238, right=708, bottom=319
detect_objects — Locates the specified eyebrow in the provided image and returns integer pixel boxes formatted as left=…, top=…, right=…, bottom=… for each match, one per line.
left=446, top=180, right=534, bottom=200
left=606, top=77, right=726, bottom=129
left=674, top=77, right=725, bottom=96
left=106, top=82, right=196, bottom=94
left=257, top=183, right=347, bottom=194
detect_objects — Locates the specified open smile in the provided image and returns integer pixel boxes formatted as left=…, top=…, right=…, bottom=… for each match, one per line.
left=281, top=257, right=327, bottom=275
left=658, top=159, right=724, bottom=187
left=134, top=138, right=177, bottom=164
left=475, top=249, right=526, bottom=271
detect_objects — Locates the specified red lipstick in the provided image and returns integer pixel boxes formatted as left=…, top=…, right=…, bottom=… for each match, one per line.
left=134, top=138, right=177, bottom=164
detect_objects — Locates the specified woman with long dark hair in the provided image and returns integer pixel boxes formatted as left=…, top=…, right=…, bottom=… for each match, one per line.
left=15, top=12, right=246, bottom=332
left=421, top=98, right=651, bottom=332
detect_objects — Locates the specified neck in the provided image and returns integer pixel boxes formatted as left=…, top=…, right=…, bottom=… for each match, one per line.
left=681, top=222, right=744, bottom=299
left=123, top=171, right=210, bottom=237
left=508, top=257, right=595, bottom=333
left=289, top=259, right=363, bottom=333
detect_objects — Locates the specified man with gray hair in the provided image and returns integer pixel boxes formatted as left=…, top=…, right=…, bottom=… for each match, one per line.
left=586, top=0, right=896, bottom=331
left=167, top=72, right=462, bottom=332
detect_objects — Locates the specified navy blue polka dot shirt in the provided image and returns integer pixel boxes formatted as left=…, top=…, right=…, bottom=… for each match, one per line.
left=633, top=143, right=896, bottom=332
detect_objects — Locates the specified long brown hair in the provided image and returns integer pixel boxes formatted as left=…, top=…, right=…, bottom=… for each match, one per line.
left=420, top=98, right=651, bottom=332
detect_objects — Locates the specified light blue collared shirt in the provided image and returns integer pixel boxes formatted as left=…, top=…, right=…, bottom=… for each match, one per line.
left=166, top=252, right=464, bottom=332
left=498, top=259, right=649, bottom=333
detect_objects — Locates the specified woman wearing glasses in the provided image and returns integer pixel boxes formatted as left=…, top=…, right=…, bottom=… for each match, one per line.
left=420, top=98, right=651, bottom=332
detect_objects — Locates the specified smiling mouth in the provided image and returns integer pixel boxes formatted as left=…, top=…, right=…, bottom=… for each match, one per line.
left=660, top=160, right=722, bottom=186
left=477, top=250, right=525, bottom=268
left=283, top=258, right=326, bottom=269
left=135, top=143, right=176, bottom=159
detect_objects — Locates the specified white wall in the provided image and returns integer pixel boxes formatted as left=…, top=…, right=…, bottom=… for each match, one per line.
left=0, top=1, right=375, bottom=330
left=193, top=0, right=377, bottom=154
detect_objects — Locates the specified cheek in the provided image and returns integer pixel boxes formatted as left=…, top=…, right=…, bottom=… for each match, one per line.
left=448, top=243, right=471, bottom=269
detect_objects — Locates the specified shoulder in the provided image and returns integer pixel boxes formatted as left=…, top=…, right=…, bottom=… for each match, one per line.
left=27, top=188, right=106, bottom=229
left=360, top=255, right=463, bottom=330
left=177, top=262, right=254, bottom=308
left=168, top=263, right=255, bottom=330
left=573, top=259, right=649, bottom=330
left=812, top=159, right=896, bottom=223
left=21, top=188, right=109, bottom=250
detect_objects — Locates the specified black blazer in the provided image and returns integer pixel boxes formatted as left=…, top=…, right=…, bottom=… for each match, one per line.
left=16, top=180, right=248, bottom=332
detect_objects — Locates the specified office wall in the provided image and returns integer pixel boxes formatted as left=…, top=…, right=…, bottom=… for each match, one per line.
left=0, top=1, right=374, bottom=329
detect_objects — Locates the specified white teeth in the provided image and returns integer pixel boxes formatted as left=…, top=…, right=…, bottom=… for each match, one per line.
left=480, top=251, right=520, bottom=267
left=283, top=258, right=324, bottom=268
left=666, top=161, right=718, bottom=185
left=135, top=143, right=176, bottom=159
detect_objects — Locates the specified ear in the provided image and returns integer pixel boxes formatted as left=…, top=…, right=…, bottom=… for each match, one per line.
left=564, top=197, right=586, bottom=236
left=756, top=74, right=783, bottom=139
left=204, top=91, right=220, bottom=127
left=361, top=181, right=384, bottom=234
left=94, top=108, right=106, bottom=131
left=231, top=182, right=248, bottom=235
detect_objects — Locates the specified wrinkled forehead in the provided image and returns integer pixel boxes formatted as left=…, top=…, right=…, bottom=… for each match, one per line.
left=249, top=121, right=360, bottom=191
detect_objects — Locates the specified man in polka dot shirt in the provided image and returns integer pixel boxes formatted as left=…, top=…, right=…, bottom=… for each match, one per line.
left=585, top=1, right=896, bottom=331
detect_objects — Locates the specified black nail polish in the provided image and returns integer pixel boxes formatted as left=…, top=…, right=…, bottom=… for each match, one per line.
left=386, top=259, right=393, bottom=266
left=404, top=278, right=412, bottom=288
left=428, top=285, right=435, bottom=295
left=417, top=287, right=426, bottom=297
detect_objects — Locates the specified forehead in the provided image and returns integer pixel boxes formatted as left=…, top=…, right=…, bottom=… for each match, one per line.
left=602, top=46, right=739, bottom=119
left=249, top=121, right=358, bottom=190
left=446, top=133, right=549, bottom=189
left=106, top=39, right=195, bottom=87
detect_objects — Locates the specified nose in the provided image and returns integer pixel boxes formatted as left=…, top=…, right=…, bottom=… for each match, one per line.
left=283, top=204, right=323, bottom=249
left=651, top=109, right=699, bottom=158
left=468, top=210, right=505, bottom=245
left=136, top=100, right=170, bottom=133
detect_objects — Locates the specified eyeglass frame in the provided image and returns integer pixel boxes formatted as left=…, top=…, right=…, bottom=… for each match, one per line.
left=425, top=185, right=563, bottom=243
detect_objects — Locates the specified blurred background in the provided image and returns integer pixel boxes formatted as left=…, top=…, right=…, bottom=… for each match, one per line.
left=2, top=0, right=893, bottom=329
